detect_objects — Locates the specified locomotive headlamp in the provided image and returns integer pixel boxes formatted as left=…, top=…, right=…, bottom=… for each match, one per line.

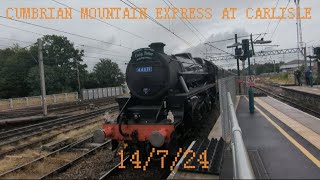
left=149, top=129, right=168, bottom=147
left=167, top=110, right=175, bottom=123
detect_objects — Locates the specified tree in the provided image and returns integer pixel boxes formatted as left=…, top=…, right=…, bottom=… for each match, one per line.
left=0, top=35, right=126, bottom=99
left=27, top=35, right=88, bottom=94
left=254, top=62, right=281, bottom=75
left=26, top=65, right=69, bottom=95
left=92, top=59, right=125, bottom=87
left=0, top=46, right=36, bottom=98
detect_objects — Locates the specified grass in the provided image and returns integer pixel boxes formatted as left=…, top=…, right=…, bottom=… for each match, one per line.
left=264, top=72, right=295, bottom=85
left=4, top=149, right=82, bottom=179
left=0, top=149, right=49, bottom=174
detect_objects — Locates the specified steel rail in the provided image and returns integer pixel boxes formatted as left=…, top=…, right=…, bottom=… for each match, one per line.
left=0, top=104, right=117, bottom=142
left=255, top=86, right=320, bottom=118
left=0, top=136, right=112, bottom=179
left=0, top=97, right=115, bottom=119
left=0, top=136, right=93, bottom=177
left=99, top=155, right=130, bottom=180
left=39, top=139, right=112, bottom=179
left=0, top=106, right=118, bottom=158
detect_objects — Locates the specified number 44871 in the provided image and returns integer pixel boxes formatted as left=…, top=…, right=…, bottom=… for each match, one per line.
left=118, top=148, right=209, bottom=171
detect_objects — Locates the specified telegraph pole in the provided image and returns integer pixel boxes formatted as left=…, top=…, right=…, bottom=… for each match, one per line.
left=76, top=59, right=81, bottom=94
left=273, top=60, right=276, bottom=73
left=38, top=39, right=47, bottom=116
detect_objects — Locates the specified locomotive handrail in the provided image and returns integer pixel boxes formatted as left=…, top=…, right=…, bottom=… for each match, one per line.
left=227, top=92, right=255, bottom=179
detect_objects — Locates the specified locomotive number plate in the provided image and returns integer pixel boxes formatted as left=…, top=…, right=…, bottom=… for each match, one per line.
left=136, top=67, right=153, bottom=73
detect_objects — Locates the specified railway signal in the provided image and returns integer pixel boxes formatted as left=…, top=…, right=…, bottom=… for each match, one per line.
left=225, top=33, right=272, bottom=113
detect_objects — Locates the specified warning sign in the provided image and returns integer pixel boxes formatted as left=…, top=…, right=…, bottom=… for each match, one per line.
left=246, top=76, right=255, bottom=87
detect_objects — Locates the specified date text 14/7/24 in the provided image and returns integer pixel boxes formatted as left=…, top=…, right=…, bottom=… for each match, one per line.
left=118, top=148, right=209, bottom=171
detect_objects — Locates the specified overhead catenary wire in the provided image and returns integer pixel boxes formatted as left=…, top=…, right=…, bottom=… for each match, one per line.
left=84, top=51, right=131, bottom=59
left=2, top=42, right=39, bottom=63
left=0, top=36, right=34, bottom=44
left=167, top=0, right=207, bottom=41
left=162, top=0, right=205, bottom=42
left=204, top=43, right=236, bottom=59
left=1, top=2, right=208, bottom=56
left=119, top=0, right=205, bottom=53
left=270, top=0, right=291, bottom=40
left=0, top=23, right=43, bottom=36
left=0, top=36, right=128, bottom=63
left=0, top=44, right=12, bottom=49
left=52, top=0, right=194, bottom=55
left=0, top=23, right=127, bottom=55
left=263, top=0, right=280, bottom=38
left=50, top=0, right=151, bottom=43
left=0, top=15, right=134, bottom=50
left=83, top=55, right=128, bottom=64
left=206, top=33, right=267, bottom=44
left=76, top=44, right=121, bottom=54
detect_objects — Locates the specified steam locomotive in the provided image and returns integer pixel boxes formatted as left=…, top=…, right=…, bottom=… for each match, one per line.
left=95, top=42, right=221, bottom=154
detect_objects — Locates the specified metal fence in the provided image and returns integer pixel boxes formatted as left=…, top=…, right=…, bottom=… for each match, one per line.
left=0, top=92, right=78, bottom=111
left=81, top=86, right=124, bottom=100
left=218, top=76, right=237, bottom=142
left=219, top=76, right=254, bottom=179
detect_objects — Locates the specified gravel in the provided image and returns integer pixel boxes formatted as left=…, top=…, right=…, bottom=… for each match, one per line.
left=52, top=109, right=220, bottom=180
left=52, top=147, right=120, bottom=179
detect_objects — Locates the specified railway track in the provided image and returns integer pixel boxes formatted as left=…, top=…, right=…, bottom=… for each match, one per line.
left=255, top=86, right=320, bottom=118
left=98, top=153, right=172, bottom=180
left=0, top=104, right=118, bottom=158
left=99, top=156, right=130, bottom=180
left=0, top=97, right=116, bottom=120
left=0, top=136, right=112, bottom=179
left=97, top=110, right=220, bottom=180
left=49, top=112, right=218, bottom=179
left=0, top=101, right=219, bottom=179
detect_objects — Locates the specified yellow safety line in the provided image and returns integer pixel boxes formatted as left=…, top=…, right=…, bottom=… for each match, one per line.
left=255, top=97, right=320, bottom=150
left=243, top=96, right=320, bottom=168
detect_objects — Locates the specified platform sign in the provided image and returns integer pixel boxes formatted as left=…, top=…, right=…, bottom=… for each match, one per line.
left=246, top=76, right=255, bottom=87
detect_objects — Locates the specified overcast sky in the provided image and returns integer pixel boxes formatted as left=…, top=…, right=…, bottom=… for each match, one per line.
left=0, top=0, right=319, bottom=71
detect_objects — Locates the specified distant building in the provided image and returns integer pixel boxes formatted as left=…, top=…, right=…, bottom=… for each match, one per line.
left=280, top=60, right=315, bottom=72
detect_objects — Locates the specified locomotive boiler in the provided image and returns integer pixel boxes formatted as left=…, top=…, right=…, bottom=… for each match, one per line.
left=96, top=42, right=218, bottom=154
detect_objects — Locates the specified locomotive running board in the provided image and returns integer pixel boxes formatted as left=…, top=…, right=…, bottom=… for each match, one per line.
left=167, top=84, right=215, bottom=103
left=178, top=138, right=225, bottom=175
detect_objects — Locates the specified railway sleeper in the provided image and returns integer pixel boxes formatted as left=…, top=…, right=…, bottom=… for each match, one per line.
left=41, top=138, right=71, bottom=152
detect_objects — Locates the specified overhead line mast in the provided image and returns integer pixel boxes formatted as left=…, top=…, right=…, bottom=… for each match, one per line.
left=294, top=0, right=304, bottom=67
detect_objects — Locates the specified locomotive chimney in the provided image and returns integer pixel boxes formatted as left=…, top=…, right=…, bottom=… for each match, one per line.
left=149, top=42, right=166, bottom=54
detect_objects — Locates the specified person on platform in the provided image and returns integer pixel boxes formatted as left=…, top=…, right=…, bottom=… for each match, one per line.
left=307, top=68, right=313, bottom=87
left=305, top=70, right=310, bottom=85
left=294, top=69, right=302, bottom=86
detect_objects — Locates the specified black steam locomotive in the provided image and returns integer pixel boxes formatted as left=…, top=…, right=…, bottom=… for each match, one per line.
left=99, top=42, right=219, bottom=154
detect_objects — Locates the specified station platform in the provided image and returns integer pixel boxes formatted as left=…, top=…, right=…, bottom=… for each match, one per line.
left=170, top=95, right=320, bottom=179
left=281, top=85, right=320, bottom=96
left=238, top=96, right=320, bottom=179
